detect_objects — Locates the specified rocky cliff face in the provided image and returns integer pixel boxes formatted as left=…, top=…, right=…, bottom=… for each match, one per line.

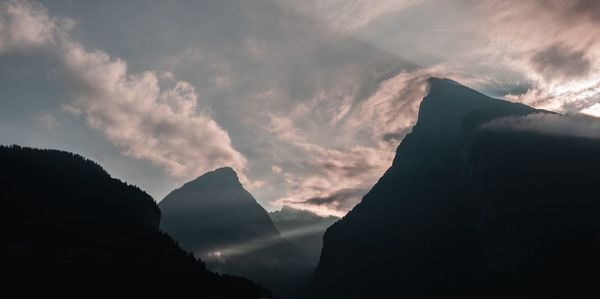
left=315, top=78, right=600, bottom=298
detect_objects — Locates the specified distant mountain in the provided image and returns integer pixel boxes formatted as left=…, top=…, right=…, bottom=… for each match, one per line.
left=315, top=78, right=600, bottom=298
left=159, top=168, right=309, bottom=298
left=269, top=206, right=338, bottom=264
left=160, top=168, right=283, bottom=259
left=0, top=145, right=272, bottom=299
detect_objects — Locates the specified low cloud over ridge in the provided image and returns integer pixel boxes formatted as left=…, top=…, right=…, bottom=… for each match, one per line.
left=482, top=113, right=600, bottom=140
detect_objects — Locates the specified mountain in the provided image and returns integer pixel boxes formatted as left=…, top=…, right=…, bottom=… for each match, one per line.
left=160, top=167, right=283, bottom=260
left=0, top=145, right=272, bottom=299
left=315, top=78, right=600, bottom=298
left=159, top=168, right=309, bottom=298
left=269, top=206, right=339, bottom=265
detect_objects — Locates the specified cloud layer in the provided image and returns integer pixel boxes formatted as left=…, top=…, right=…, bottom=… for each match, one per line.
left=0, top=0, right=246, bottom=182
left=61, top=43, right=246, bottom=179
left=482, top=113, right=600, bottom=140
left=0, top=0, right=63, bottom=52
left=2, top=0, right=600, bottom=216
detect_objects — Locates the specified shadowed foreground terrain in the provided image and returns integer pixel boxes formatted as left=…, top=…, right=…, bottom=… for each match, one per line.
left=0, top=145, right=272, bottom=299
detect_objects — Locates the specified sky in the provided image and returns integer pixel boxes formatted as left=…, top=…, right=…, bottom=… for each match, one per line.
left=0, top=0, right=599, bottom=216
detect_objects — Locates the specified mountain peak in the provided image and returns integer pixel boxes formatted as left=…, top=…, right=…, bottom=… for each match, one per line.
left=208, top=166, right=239, bottom=179
left=187, top=166, right=240, bottom=188
left=411, top=78, right=535, bottom=137
left=423, top=77, right=493, bottom=106
left=426, top=77, right=462, bottom=89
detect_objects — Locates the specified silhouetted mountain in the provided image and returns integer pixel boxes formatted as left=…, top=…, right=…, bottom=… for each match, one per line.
left=0, top=145, right=272, bottom=299
left=269, top=206, right=338, bottom=265
left=315, top=78, right=600, bottom=298
left=160, top=168, right=282, bottom=258
left=160, top=168, right=309, bottom=298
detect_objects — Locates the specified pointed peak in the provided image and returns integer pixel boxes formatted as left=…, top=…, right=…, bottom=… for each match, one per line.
left=425, top=77, right=484, bottom=100
left=210, top=166, right=238, bottom=177
left=426, top=77, right=461, bottom=87
left=410, top=77, right=537, bottom=137
left=186, top=167, right=240, bottom=187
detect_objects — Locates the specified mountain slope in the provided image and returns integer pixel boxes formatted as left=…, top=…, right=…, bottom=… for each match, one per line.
left=160, top=167, right=283, bottom=259
left=315, top=78, right=600, bottom=298
left=0, top=145, right=272, bottom=299
left=160, top=168, right=308, bottom=297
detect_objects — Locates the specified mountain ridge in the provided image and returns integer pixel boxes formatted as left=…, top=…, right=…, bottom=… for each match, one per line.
left=315, top=78, right=600, bottom=298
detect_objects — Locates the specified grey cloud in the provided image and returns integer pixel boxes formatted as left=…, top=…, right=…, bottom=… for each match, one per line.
left=559, top=0, right=600, bottom=23
left=531, top=44, right=591, bottom=81
left=303, top=188, right=366, bottom=211
left=382, top=131, right=409, bottom=143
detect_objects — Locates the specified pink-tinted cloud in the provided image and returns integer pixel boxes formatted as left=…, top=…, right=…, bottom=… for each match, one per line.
left=0, top=0, right=247, bottom=183
left=61, top=42, right=247, bottom=180
left=0, top=0, right=71, bottom=52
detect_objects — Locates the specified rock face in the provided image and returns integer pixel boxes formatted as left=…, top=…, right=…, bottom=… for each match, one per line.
left=269, top=206, right=339, bottom=265
left=160, top=168, right=306, bottom=297
left=314, top=78, right=600, bottom=298
left=0, top=145, right=272, bottom=299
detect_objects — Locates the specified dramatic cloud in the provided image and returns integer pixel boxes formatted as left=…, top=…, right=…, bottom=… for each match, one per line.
left=61, top=43, right=246, bottom=180
left=0, top=0, right=71, bottom=52
left=0, top=0, right=246, bottom=182
left=4, top=0, right=600, bottom=216
left=530, top=44, right=591, bottom=82
left=482, top=113, right=600, bottom=140
left=267, top=70, right=432, bottom=216
left=466, top=0, right=600, bottom=113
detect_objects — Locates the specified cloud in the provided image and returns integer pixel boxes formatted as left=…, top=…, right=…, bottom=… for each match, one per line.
left=281, top=0, right=422, bottom=32
left=8, top=0, right=600, bottom=216
left=272, top=143, right=395, bottom=217
left=0, top=0, right=71, bottom=52
left=61, top=42, right=246, bottom=180
left=348, top=70, right=429, bottom=143
left=0, top=0, right=246, bottom=182
left=37, top=112, right=59, bottom=129
left=303, top=188, right=366, bottom=211
left=481, top=113, right=600, bottom=140
left=530, top=44, right=591, bottom=82
left=463, top=0, right=600, bottom=113
left=581, top=103, right=600, bottom=118
left=271, top=165, right=283, bottom=174
left=266, top=70, right=435, bottom=216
